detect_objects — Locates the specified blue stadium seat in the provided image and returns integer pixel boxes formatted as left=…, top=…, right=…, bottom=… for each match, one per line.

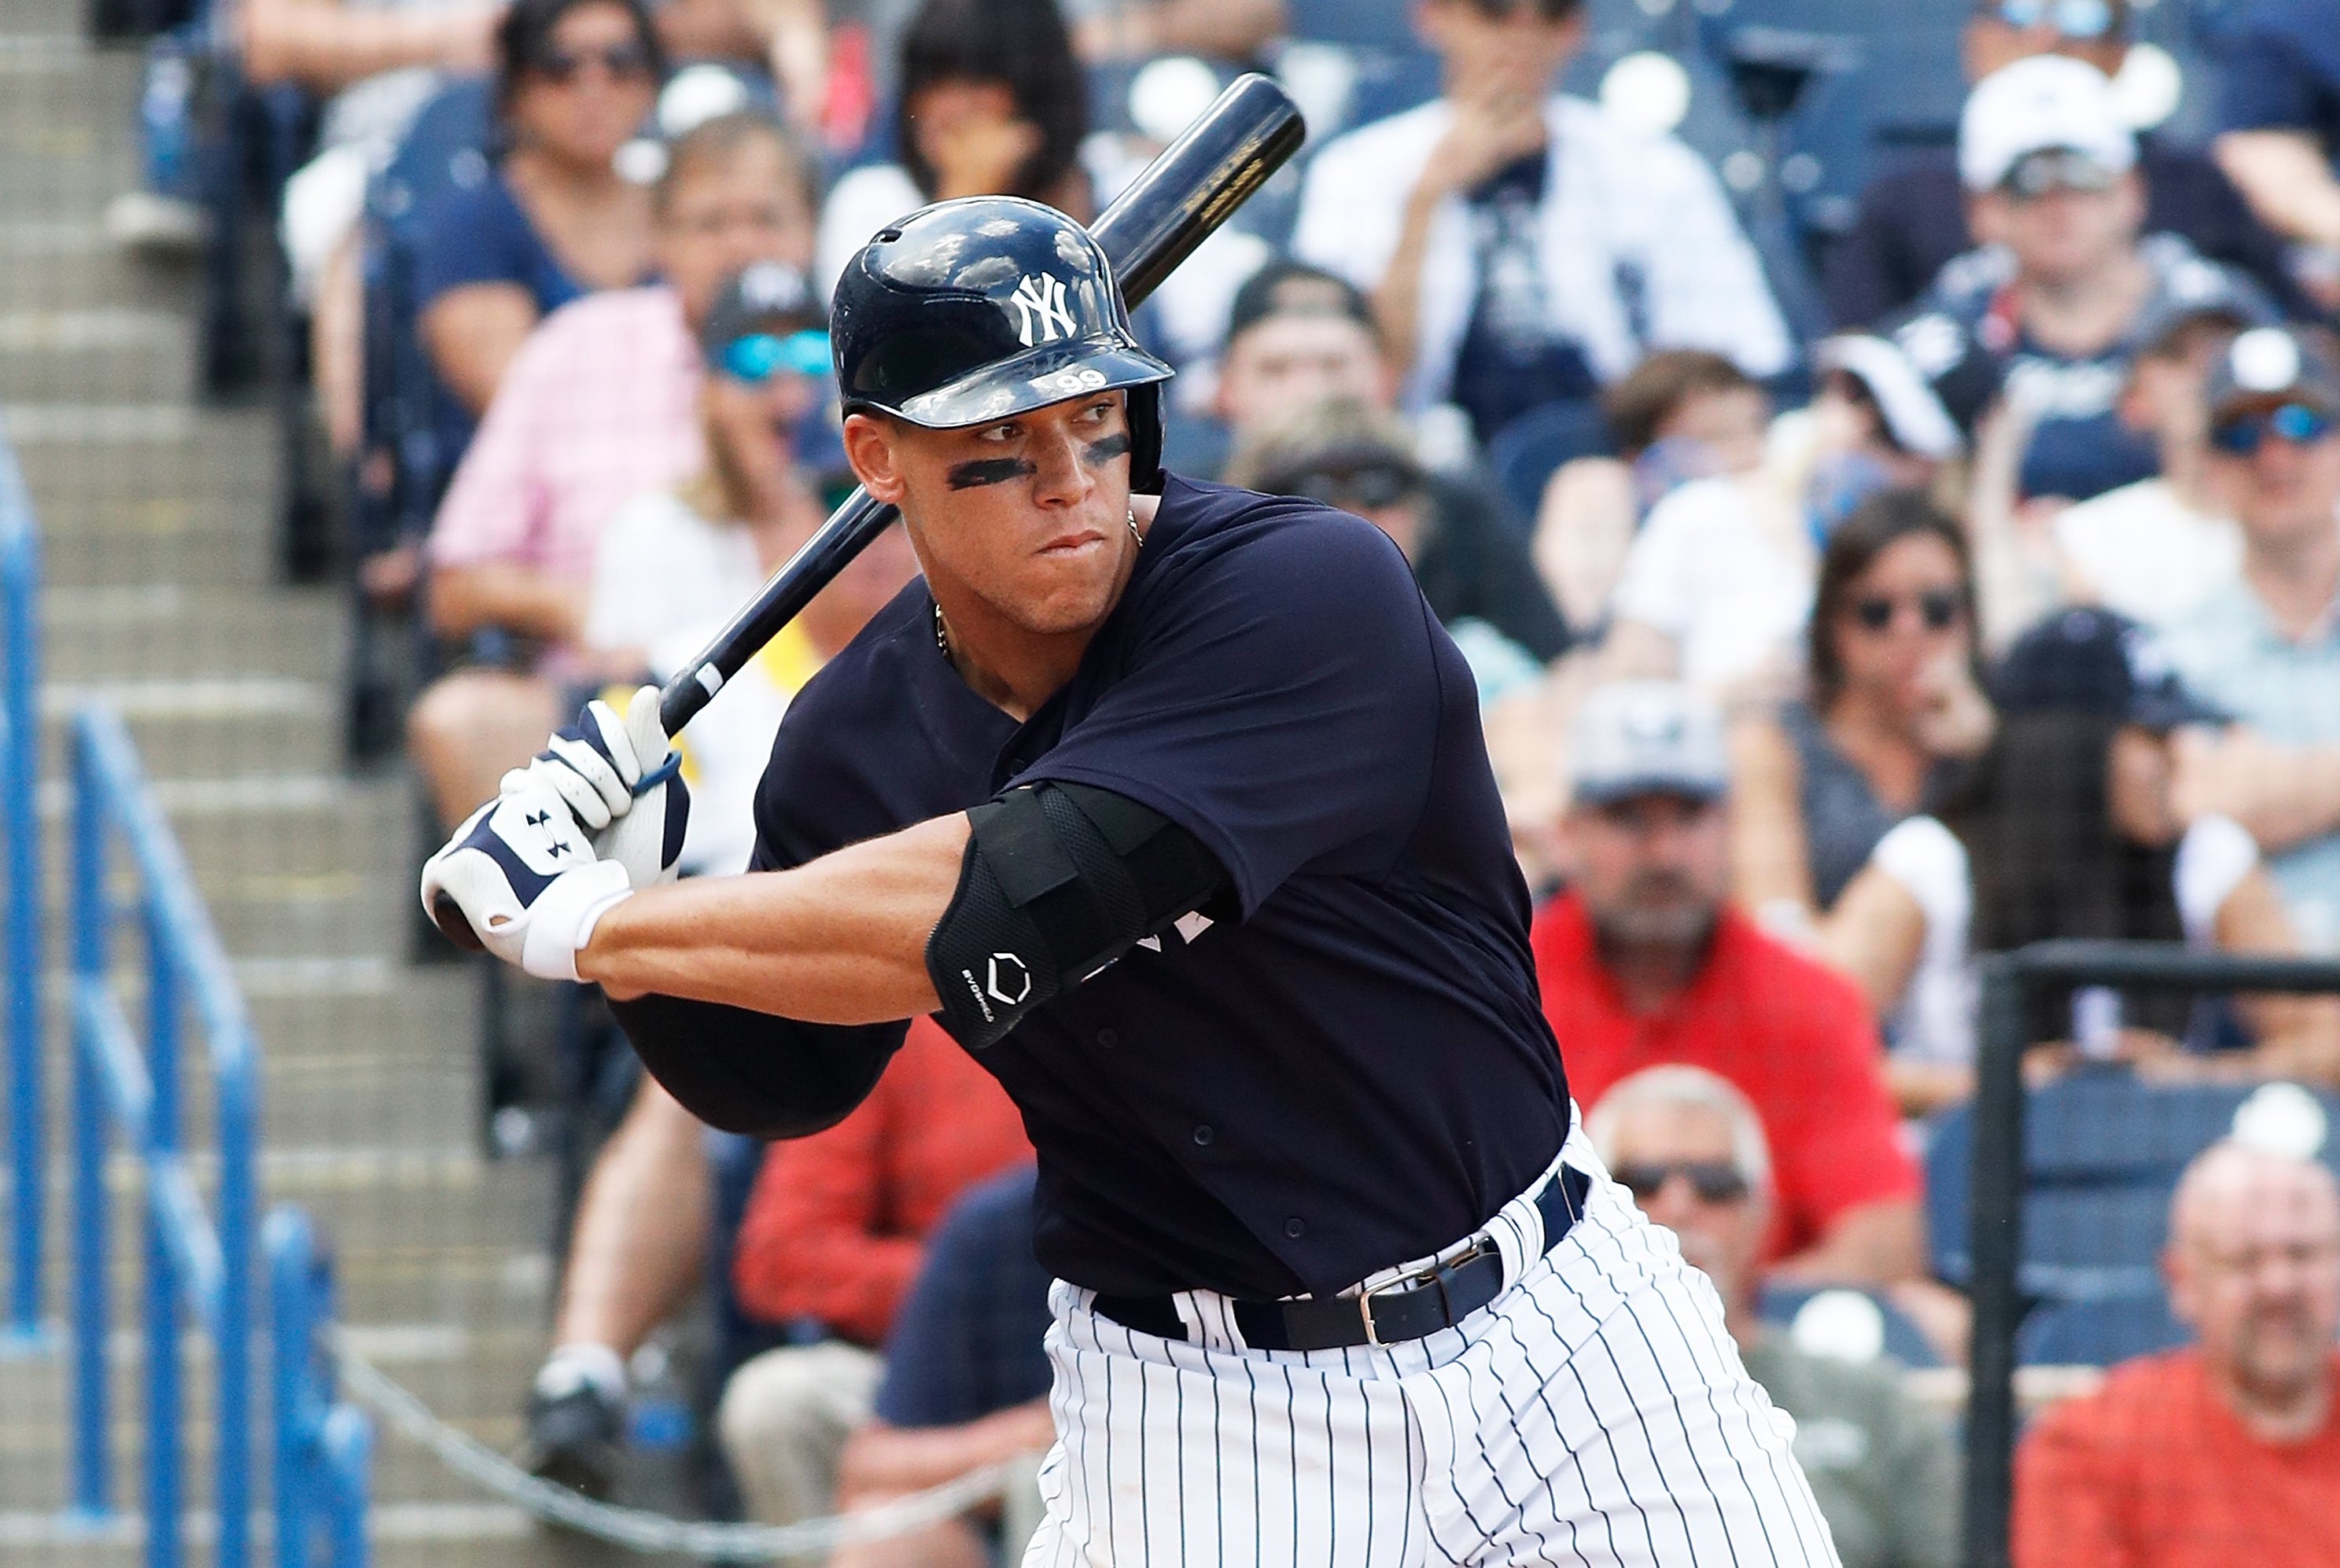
left=1924, top=1071, right=2340, bottom=1300
left=1484, top=399, right=1616, bottom=530
left=2017, top=1293, right=2191, bottom=1367
left=1756, top=1283, right=1944, bottom=1369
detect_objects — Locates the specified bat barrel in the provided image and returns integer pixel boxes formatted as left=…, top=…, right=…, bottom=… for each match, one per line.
left=654, top=72, right=1304, bottom=738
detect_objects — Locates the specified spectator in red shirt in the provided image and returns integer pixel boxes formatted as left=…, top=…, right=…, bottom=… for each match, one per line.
left=1532, top=679, right=1924, bottom=1286
left=717, top=1018, right=1030, bottom=1527
left=2014, top=1137, right=2340, bottom=1568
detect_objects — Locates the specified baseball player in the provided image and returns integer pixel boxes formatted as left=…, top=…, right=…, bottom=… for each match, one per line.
left=425, top=197, right=1840, bottom=1564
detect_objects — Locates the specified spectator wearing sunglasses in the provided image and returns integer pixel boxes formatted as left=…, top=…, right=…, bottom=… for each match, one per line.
left=1894, top=57, right=2280, bottom=508
left=2158, top=326, right=2340, bottom=951
left=1289, top=0, right=1789, bottom=452
left=411, top=0, right=665, bottom=444
left=1583, top=1066, right=1959, bottom=1568
left=1531, top=683, right=1927, bottom=1289
left=2211, top=0, right=2340, bottom=312
left=1225, top=398, right=1570, bottom=702
left=1729, top=491, right=1994, bottom=959
left=414, top=112, right=817, bottom=843
left=1825, top=1, right=2300, bottom=331
left=1819, top=605, right=2340, bottom=1113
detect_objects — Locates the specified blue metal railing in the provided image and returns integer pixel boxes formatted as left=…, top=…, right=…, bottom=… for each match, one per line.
left=68, top=705, right=369, bottom=1566
left=0, top=424, right=42, bottom=1343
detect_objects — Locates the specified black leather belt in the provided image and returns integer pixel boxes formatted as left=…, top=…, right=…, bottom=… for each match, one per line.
left=1093, top=1165, right=1591, bottom=1353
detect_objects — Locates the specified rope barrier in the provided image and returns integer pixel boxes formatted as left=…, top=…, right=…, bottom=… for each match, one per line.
left=326, top=1329, right=1019, bottom=1561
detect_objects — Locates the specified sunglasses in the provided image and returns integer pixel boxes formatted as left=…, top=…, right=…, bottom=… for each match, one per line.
left=529, top=40, right=654, bottom=83
left=1848, top=587, right=1965, bottom=634
left=717, top=329, right=831, bottom=385
left=2209, top=401, right=2336, bottom=457
left=2003, top=149, right=2118, bottom=200
left=1982, top=0, right=2115, bottom=38
left=1279, top=462, right=1423, bottom=512
left=1612, top=1161, right=1750, bottom=1205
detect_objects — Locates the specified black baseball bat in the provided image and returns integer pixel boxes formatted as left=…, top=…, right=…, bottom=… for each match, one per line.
left=654, top=71, right=1306, bottom=737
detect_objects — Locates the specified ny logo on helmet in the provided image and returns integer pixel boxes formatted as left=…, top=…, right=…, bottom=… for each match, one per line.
left=1009, top=273, right=1078, bottom=347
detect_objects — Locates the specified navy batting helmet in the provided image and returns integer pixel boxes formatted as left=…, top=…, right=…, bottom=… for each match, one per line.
left=830, top=196, right=1173, bottom=490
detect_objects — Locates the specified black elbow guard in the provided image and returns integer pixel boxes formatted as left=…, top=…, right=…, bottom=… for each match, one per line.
left=926, top=782, right=1229, bottom=1048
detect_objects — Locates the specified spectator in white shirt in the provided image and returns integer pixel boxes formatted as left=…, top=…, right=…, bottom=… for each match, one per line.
left=1289, top=0, right=1791, bottom=447
left=2053, top=299, right=2250, bottom=630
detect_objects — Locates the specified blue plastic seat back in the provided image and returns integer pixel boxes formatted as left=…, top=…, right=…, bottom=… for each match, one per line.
left=1756, top=1282, right=1944, bottom=1369
left=2017, top=1294, right=2191, bottom=1367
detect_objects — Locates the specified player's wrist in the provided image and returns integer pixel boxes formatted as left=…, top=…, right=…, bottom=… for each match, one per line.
left=520, top=861, right=636, bottom=982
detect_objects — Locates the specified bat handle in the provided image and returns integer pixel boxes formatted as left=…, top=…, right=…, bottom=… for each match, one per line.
left=430, top=893, right=486, bottom=952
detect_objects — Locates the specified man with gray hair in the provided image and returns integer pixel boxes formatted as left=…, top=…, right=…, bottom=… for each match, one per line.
left=1586, top=1065, right=1959, bottom=1568
left=1531, top=681, right=1925, bottom=1286
left=2013, top=1136, right=2340, bottom=1566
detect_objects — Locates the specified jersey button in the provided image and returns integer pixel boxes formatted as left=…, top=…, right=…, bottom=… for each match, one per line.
left=1096, top=1029, right=1118, bottom=1048
left=1284, top=1217, right=1306, bottom=1239
left=1192, top=1124, right=1214, bottom=1147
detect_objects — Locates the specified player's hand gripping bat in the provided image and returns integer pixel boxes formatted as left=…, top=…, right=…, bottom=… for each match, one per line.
left=429, top=72, right=1304, bottom=948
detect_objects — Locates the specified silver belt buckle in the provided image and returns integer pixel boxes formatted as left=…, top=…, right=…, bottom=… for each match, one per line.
left=1357, top=1268, right=1433, bottom=1348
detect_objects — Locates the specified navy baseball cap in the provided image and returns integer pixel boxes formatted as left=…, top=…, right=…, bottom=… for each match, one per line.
left=1569, top=682, right=1730, bottom=806
left=1993, top=608, right=2225, bottom=731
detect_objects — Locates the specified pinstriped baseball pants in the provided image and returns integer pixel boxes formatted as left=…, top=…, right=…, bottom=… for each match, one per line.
left=1023, top=1124, right=1841, bottom=1566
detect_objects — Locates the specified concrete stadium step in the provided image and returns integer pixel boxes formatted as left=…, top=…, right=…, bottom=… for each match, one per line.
left=44, top=584, right=341, bottom=681
left=0, top=307, right=198, bottom=403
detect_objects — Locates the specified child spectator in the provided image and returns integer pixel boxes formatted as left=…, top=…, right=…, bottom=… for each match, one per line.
left=719, top=1018, right=1030, bottom=1526
left=1289, top=0, right=1789, bottom=447
left=411, top=0, right=664, bottom=439
left=1729, top=491, right=1995, bottom=936
left=1819, top=608, right=2340, bottom=1112
left=411, top=112, right=816, bottom=832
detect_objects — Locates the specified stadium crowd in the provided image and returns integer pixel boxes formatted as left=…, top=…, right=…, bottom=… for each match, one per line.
left=113, top=0, right=2340, bottom=1560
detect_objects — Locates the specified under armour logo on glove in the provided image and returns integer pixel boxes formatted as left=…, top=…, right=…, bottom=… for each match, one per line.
left=420, top=773, right=636, bottom=981
left=1010, top=273, right=1077, bottom=346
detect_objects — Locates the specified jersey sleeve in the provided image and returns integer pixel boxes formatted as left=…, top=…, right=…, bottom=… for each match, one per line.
left=2215, top=26, right=2329, bottom=134
left=1021, top=507, right=1444, bottom=918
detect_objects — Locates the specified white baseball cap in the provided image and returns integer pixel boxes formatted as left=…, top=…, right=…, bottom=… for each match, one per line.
left=1958, top=55, right=2136, bottom=193
left=1569, top=682, right=1729, bottom=807
left=1818, top=334, right=1964, bottom=459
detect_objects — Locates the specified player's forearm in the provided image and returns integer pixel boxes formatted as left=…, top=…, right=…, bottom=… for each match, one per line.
left=2214, top=131, right=2340, bottom=249
left=580, top=814, right=968, bottom=1020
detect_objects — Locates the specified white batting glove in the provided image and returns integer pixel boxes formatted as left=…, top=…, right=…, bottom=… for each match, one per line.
left=521, top=686, right=690, bottom=890
left=418, top=773, right=638, bottom=981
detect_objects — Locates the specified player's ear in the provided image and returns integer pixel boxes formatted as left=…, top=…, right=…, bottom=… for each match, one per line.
left=842, top=411, right=908, bottom=504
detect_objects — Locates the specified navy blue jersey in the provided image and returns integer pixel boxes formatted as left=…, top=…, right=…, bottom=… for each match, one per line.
left=748, top=475, right=1570, bottom=1300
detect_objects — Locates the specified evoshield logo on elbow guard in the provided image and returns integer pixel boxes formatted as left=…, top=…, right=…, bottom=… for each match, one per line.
left=988, top=953, right=1033, bottom=1006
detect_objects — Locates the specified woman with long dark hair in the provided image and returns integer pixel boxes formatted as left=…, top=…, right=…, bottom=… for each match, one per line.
left=1818, top=609, right=2340, bottom=1114
left=1730, top=488, right=1995, bottom=929
left=813, top=0, right=1089, bottom=295
left=413, top=0, right=665, bottom=422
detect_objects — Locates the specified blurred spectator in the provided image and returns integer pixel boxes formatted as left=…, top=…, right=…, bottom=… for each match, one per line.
left=2161, top=325, right=2340, bottom=952
left=720, top=1019, right=1030, bottom=1526
left=1225, top=396, right=1568, bottom=697
left=1289, top=0, right=1790, bottom=451
left=1061, top=0, right=1284, bottom=63
left=1602, top=342, right=1964, bottom=705
left=2012, top=1138, right=2340, bottom=1568
left=516, top=399, right=914, bottom=1496
left=1820, top=608, right=2340, bottom=1112
left=1899, top=56, right=2278, bottom=506
left=581, top=259, right=901, bottom=878
left=409, top=111, right=816, bottom=830
left=831, top=1165, right=1054, bottom=1568
left=1729, top=491, right=1993, bottom=935
left=1531, top=682, right=1925, bottom=1286
left=411, top=0, right=665, bottom=432
left=1187, top=257, right=1395, bottom=474
left=1584, top=1067, right=1959, bottom=1568
left=2051, top=297, right=2250, bottom=629
left=1826, top=1, right=2299, bottom=329
left=2212, top=0, right=2340, bottom=311
left=1530, top=350, right=1769, bottom=636
left=813, top=0, right=1091, bottom=293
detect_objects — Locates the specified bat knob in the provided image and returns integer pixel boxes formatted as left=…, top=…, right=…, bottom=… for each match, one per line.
left=430, top=892, right=487, bottom=952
